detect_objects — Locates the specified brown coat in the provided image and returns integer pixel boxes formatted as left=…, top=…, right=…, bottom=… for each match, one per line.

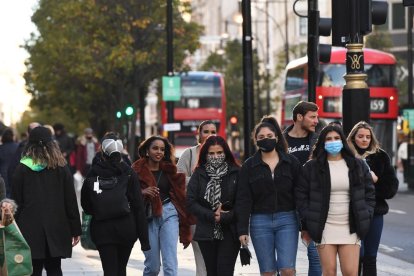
left=131, top=159, right=194, bottom=246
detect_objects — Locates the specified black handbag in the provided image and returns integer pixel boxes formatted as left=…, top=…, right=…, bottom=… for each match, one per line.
left=239, top=245, right=252, bottom=266
left=84, top=175, right=131, bottom=221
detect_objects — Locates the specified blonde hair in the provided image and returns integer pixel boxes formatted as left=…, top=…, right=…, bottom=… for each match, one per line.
left=346, top=121, right=380, bottom=158
left=24, top=140, right=67, bottom=169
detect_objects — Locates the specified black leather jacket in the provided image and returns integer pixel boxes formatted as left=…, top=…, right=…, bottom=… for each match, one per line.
left=186, top=163, right=240, bottom=241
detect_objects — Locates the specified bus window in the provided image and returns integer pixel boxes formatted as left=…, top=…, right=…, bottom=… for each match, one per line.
left=285, top=67, right=305, bottom=91
left=319, top=64, right=346, bottom=87
left=175, top=75, right=222, bottom=108
left=365, top=64, right=395, bottom=87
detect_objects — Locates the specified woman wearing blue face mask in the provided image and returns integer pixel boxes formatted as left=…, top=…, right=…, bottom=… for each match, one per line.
left=186, top=135, right=240, bottom=276
left=296, top=125, right=376, bottom=276
left=235, top=116, right=302, bottom=276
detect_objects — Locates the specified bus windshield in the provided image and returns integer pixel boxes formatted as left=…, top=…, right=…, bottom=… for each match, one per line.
left=174, top=75, right=222, bottom=108
left=319, top=64, right=395, bottom=87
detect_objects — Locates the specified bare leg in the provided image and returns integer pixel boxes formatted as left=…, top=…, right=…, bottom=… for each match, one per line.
left=338, top=244, right=360, bottom=276
left=317, top=244, right=338, bottom=276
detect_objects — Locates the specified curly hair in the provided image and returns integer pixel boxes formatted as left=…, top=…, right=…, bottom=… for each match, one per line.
left=197, top=135, right=239, bottom=167
left=137, top=136, right=175, bottom=164
left=23, top=140, right=66, bottom=169
left=252, top=115, right=288, bottom=153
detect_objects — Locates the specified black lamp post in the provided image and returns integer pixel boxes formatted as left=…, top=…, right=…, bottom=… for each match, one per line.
left=166, top=0, right=175, bottom=144
left=242, top=0, right=255, bottom=159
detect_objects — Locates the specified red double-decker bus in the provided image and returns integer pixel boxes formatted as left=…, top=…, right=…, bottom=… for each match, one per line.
left=282, top=47, right=398, bottom=163
left=161, top=71, right=226, bottom=157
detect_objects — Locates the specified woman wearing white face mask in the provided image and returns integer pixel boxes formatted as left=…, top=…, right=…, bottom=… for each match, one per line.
left=296, top=125, right=376, bottom=276
left=187, top=135, right=240, bottom=276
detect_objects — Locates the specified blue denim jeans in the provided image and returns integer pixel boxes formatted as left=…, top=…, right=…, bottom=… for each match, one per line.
left=361, top=214, right=384, bottom=258
left=143, top=202, right=179, bottom=276
left=360, top=214, right=384, bottom=275
left=307, top=241, right=322, bottom=276
left=249, top=211, right=299, bottom=274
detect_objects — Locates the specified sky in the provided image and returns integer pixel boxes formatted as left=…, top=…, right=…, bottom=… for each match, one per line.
left=0, top=1, right=38, bottom=126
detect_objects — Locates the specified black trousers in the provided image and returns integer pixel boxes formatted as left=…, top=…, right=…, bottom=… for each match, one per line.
left=198, top=227, right=240, bottom=276
left=32, top=257, right=62, bottom=276
left=97, top=244, right=133, bottom=276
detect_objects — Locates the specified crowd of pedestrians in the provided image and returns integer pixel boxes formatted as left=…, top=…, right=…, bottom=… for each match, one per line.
left=0, top=100, right=401, bottom=276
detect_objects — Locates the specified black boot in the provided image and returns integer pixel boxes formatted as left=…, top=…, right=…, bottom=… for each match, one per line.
left=362, top=256, right=377, bottom=276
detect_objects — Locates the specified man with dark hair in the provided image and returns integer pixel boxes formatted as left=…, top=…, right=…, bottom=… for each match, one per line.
left=284, top=101, right=319, bottom=164
left=283, top=101, right=322, bottom=276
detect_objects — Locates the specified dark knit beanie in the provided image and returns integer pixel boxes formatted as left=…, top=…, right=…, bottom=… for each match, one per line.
left=29, top=126, right=53, bottom=145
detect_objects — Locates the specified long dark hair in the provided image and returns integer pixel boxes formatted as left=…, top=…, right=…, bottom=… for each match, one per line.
left=197, top=135, right=239, bottom=167
left=311, top=125, right=355, bottom=161
left=252, top=115, right=288, bottom=153
left=137, top=136, right=175, bottom=164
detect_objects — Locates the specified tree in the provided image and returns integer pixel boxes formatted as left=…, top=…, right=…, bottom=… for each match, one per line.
left=24, top=0, right=203, bottom=138
left=365, top=30, right=393, bottom=51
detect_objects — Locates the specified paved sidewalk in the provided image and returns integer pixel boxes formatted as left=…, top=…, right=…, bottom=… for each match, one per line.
left=61, top=237, right=414, bottom=276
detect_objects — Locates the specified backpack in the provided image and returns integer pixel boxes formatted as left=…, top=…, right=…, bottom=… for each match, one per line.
left=84, top=175, right=131, bottom=221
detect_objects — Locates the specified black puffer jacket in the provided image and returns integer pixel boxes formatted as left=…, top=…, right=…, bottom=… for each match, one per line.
left=365, top=149, right=399, bottom=215
left=186, top=164, right=240, bottom=241
left=296, top=156, right=376, bottom=243
left=81, top=157, right=150, bottom=250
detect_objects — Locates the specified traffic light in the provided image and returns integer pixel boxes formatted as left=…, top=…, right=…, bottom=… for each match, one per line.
left=125, top=106, right=134, bottom=116
left=332, top=0, right=388, bottom=47
left=116, top=111, right=122, bottom=119
left=308, top=2, right=332, bottom=102
left=229, top=115, right=239, bottom=133
left=360, top=0, right=388, bottom=36
left=318, top=17, right=332, bottom=63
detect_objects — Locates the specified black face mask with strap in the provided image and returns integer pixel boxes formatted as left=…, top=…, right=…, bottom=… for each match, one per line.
left=257, top=138, right=277, bottom=152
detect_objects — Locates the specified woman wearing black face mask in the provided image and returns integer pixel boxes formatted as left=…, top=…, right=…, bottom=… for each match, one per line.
left=187, top=135, right=240, bottom=276
left=235, top=116, right=302, bottom=276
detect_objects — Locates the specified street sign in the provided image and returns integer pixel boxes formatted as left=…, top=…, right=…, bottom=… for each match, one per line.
left=403, top=109, right=414, bottom=130
left=163, top=123, right=181, bottom=132
left=162, top=76, right=181, bottom=101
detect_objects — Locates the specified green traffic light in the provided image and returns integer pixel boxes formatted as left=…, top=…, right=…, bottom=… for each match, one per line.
left=116, top=111, right=122, bottom=119
left=125, top=106, right=134, bottom=116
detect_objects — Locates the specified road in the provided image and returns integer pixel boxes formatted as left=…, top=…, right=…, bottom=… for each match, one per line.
left=379, top=171, right=414, bottom=264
